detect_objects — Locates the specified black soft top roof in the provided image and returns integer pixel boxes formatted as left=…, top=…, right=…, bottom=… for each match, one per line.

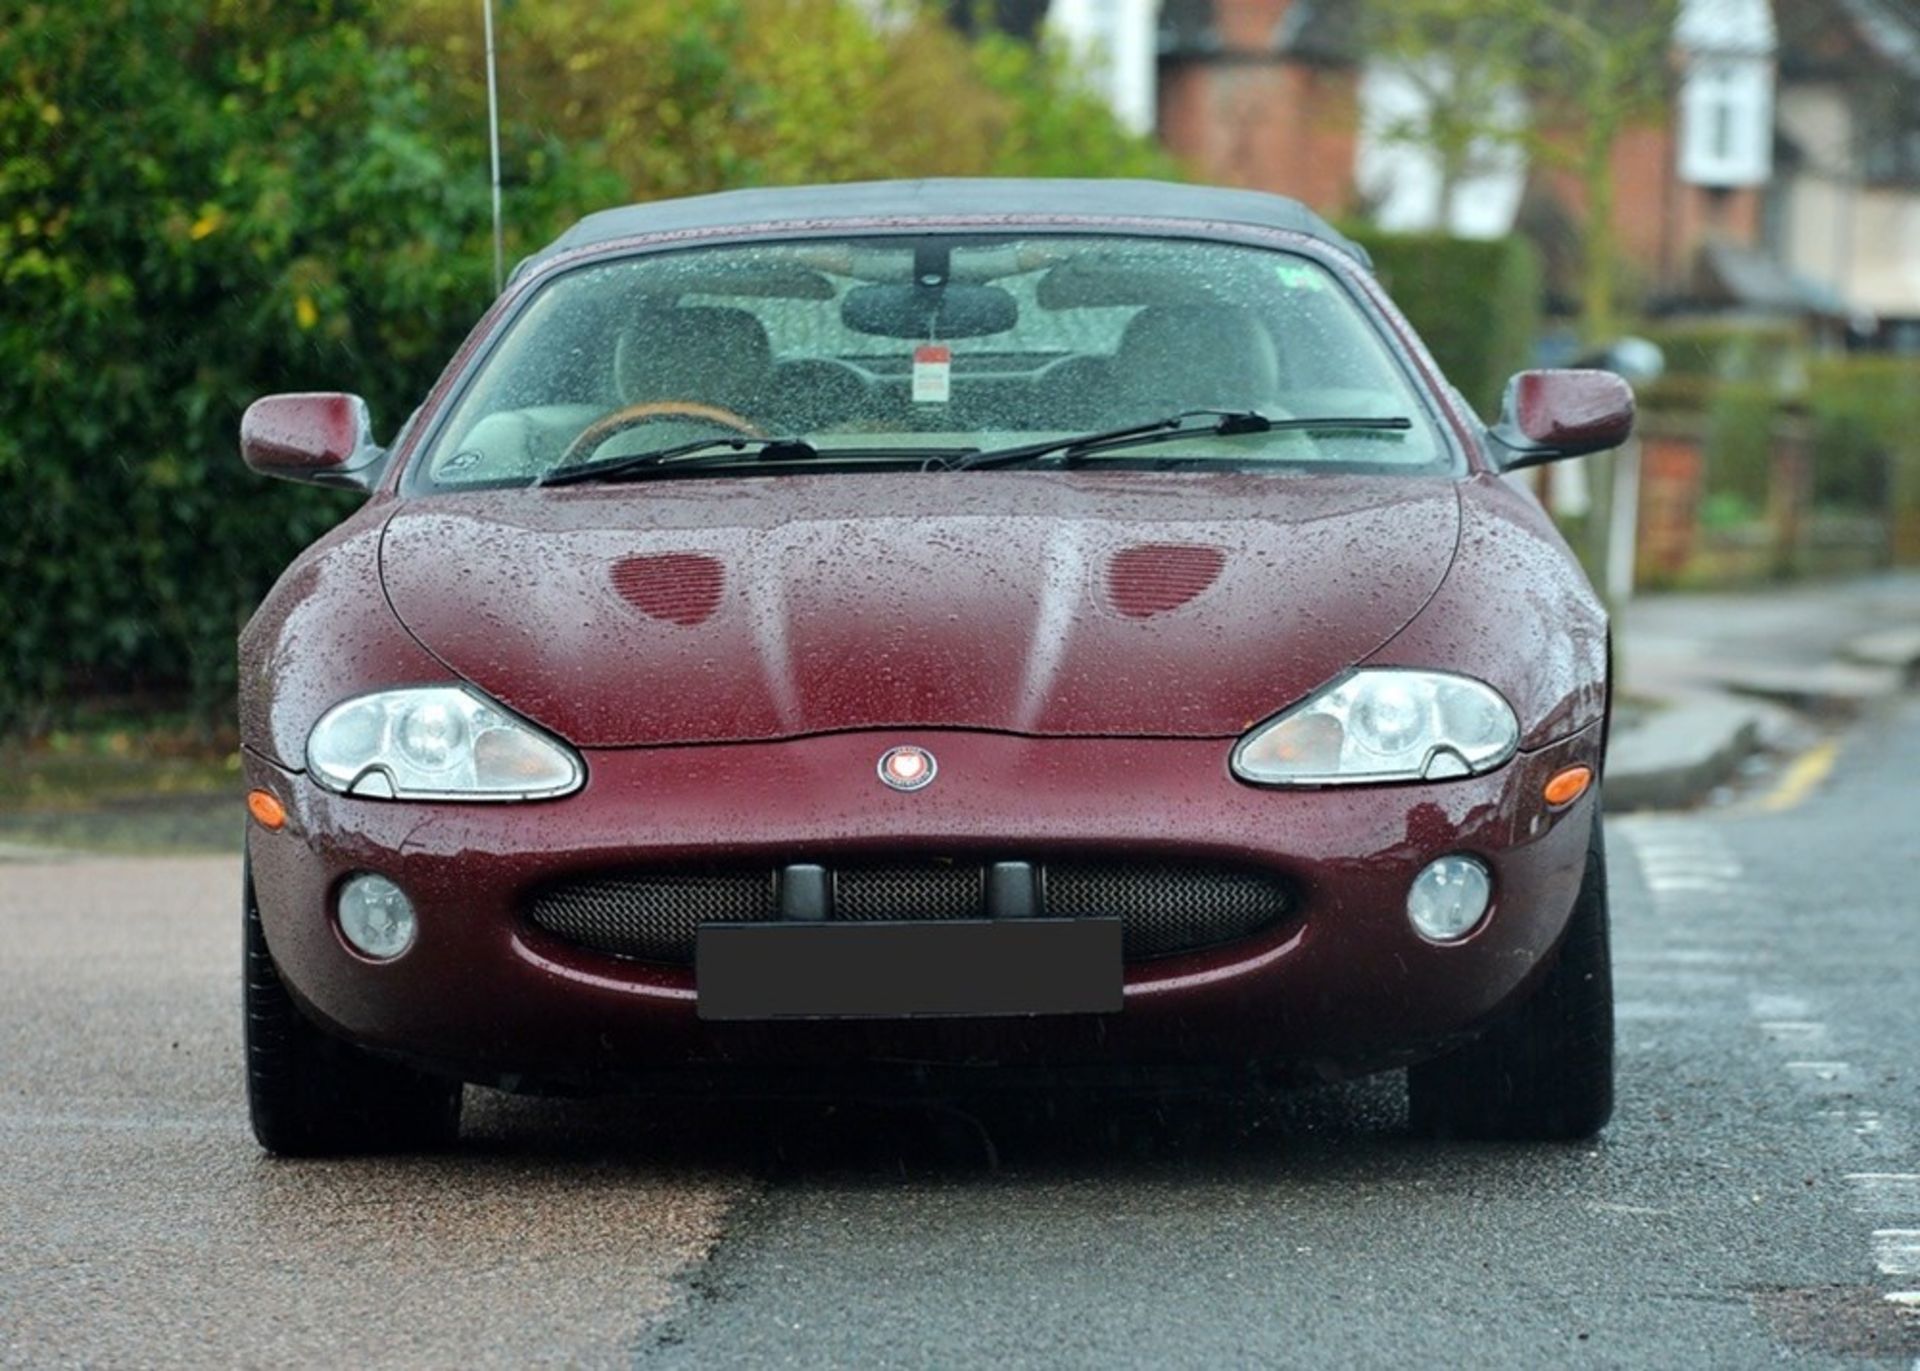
left=519, top=178, right=1370, bottom=279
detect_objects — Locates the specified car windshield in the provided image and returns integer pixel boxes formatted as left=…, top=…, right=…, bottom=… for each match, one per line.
left=413, top=234, right=1453, bottom=489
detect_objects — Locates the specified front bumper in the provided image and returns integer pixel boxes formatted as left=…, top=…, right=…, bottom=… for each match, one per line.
left=245, top=723, right=1602, bottom=1088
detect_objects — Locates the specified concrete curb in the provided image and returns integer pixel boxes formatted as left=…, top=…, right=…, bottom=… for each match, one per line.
left=1842, top=626, right=1920, bottom=683
left=1705, top=661, right=1906, bottom=714
left=0, top=840, right=83, bottom=864
left=1605, top=694, right=1767, bottom=812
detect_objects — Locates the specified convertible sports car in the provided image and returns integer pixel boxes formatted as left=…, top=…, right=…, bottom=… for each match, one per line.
left=237, top=179, right=1632, bottom=1155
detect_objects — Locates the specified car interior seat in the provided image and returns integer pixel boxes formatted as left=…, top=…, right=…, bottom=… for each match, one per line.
left=614, top=305, right=774, bottom=417
left=1107, top=304, right=1283, bottom=421
left=759, top=359, right=870, bottom=434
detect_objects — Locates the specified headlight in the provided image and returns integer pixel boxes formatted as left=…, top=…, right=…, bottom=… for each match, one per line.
left=306, top=686, right=584, bottom=800
left=1231, top=670, right=1518, bottom=786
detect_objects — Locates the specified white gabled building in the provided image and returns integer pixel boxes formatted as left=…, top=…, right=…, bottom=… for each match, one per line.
left=1047, top=0, right=1164, bottom=135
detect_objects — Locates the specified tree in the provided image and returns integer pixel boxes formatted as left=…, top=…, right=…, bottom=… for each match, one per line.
left=0, top=0, right=1175, bottom=729
left=0, top=0, right=609, bottom=727
left=1358, top=0, right=1678, bottom=343
left=1521, top=1, right=1678, bottom=344
left=1360, top=0, right=1529, bottom=228
left=396, top=0, right=1178, bottom=196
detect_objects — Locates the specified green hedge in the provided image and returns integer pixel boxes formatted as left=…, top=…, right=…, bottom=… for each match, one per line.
left=0, top=1, right=617, bottom=734
left=0, top=0, right=1173, bottom=734
left=1808, top=357, right=1920, bottom=569
left=1683, top=357, right=1919, bottom=521
left=1651, top=353, right=1920, bottom=572
left=1631, top=320, right=1804, bottom=418
left=1806, top=356, right=1920, bottom=517
left=1346, top=230, right=1543, bottom=418
left=1701, top=381, right=1776, bottom=515
left=1637, top=320, right=1802, bottom=382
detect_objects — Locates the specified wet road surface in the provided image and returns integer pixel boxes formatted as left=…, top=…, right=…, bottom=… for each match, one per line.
left=5, top=702, right=1919, bottom=1366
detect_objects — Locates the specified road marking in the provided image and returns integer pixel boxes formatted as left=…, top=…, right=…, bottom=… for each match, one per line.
left=1616, top=999, right=1717, bottom=1021
left=1625, top=818, right=1920, bottom=1350
left=1635, top=849, right=1743, bottom=868
left=1641, top=876, right=1746, bottom=892
left=1612, top=960, right=1751, bottom=983
left=1618, top=947, right=1765, bottom=967
left=1874, top=1231, right=1920, bottom=1276
left=1634, top=847, right=1740, bottom=865
left=1758, top=739, right=1839, bottom=813
left=1820, top=1108, right=1891, bottom=1143
left=1785, top=1060, right=1857, bottom=1091
left=1758, top=1020, right=1831, bottom=1046
left=1847, top=1175, right=1920, bottom=1213
left=1588, top=1201, right=1673, bottom=1216
left=1644, top=876, right=1749, bottom=895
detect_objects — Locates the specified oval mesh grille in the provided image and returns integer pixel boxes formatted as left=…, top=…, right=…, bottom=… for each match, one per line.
left=611, top=552, right=726, bottom=626
left=524, top=859, right=1290, bottom=964
left=526, top=869, right=774, bottom=962
left=834, top=864, right=985, bottom=921
left=1105, top=543, right=1226, bottom=618
left=1044, top=860, right=1290, bottom=958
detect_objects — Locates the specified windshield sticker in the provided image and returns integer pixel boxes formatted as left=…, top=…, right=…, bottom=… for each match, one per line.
left=912, top=344, right=951, bottom=403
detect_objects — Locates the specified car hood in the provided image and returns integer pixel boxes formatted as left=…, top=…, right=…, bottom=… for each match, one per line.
left=380, top=472, right=1461, bottom=748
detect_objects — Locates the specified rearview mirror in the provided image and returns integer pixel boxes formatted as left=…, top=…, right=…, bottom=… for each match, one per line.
left=841, top=283, right=1017, bottom=339
left=1489, top=369, right=1635, bottom=470
left=240, top=392, right=385, bottom=489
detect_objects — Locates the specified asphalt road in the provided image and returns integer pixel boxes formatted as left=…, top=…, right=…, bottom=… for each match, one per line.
left=5, top=703, right=1919, bottom=1368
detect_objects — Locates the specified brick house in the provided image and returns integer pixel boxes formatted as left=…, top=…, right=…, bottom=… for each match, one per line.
left=1145, top=0, right=1920, bottom=343
left=1156, top=0, right=1362, bottom=214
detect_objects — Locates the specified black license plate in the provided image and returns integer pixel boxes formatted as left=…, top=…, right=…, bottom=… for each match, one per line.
left=696, top=918, right=1122, bottom=1021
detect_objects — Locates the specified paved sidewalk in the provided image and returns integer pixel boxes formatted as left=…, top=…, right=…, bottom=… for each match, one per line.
left=1619, top=571, right=1920, bottom=708
left=1607, top=571, right=1920, bottom=809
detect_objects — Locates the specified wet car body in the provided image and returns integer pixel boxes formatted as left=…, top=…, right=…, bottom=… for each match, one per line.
left=237, top=180, right=1630, bottom=1150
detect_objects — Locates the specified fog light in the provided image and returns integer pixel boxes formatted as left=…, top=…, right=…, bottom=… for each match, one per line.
left=1407, top=855, right=1492, bottom=943
left=337, top=873, right=416, bottom=960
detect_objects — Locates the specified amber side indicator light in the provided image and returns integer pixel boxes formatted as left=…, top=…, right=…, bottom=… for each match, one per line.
left=1543, top=765, right=1594, bottom=808
left=247, top=789, right=288, bottom=830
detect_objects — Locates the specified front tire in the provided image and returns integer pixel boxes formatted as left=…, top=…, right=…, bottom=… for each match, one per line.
left=1407, top=815, right=1614, bottom=1141
left=244, top=860, right=463, bottom=1156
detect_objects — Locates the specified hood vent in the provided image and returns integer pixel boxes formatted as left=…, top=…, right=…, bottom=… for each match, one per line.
left=612, top=552, right=725, bottom=626
left=1105, top=542, right=1226, bottom=618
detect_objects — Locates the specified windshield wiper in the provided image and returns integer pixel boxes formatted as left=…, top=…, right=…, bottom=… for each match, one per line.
left=539, top=436, right=823, bottom=487
left=943, top=409, right=1413, bottom=472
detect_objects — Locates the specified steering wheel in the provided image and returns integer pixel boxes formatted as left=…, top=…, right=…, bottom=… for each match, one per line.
left=558, top=401, right=763, bottom=467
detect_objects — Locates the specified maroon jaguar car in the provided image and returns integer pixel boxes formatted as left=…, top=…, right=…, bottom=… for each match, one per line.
left=237, top=179, right=1631, bottom=1155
